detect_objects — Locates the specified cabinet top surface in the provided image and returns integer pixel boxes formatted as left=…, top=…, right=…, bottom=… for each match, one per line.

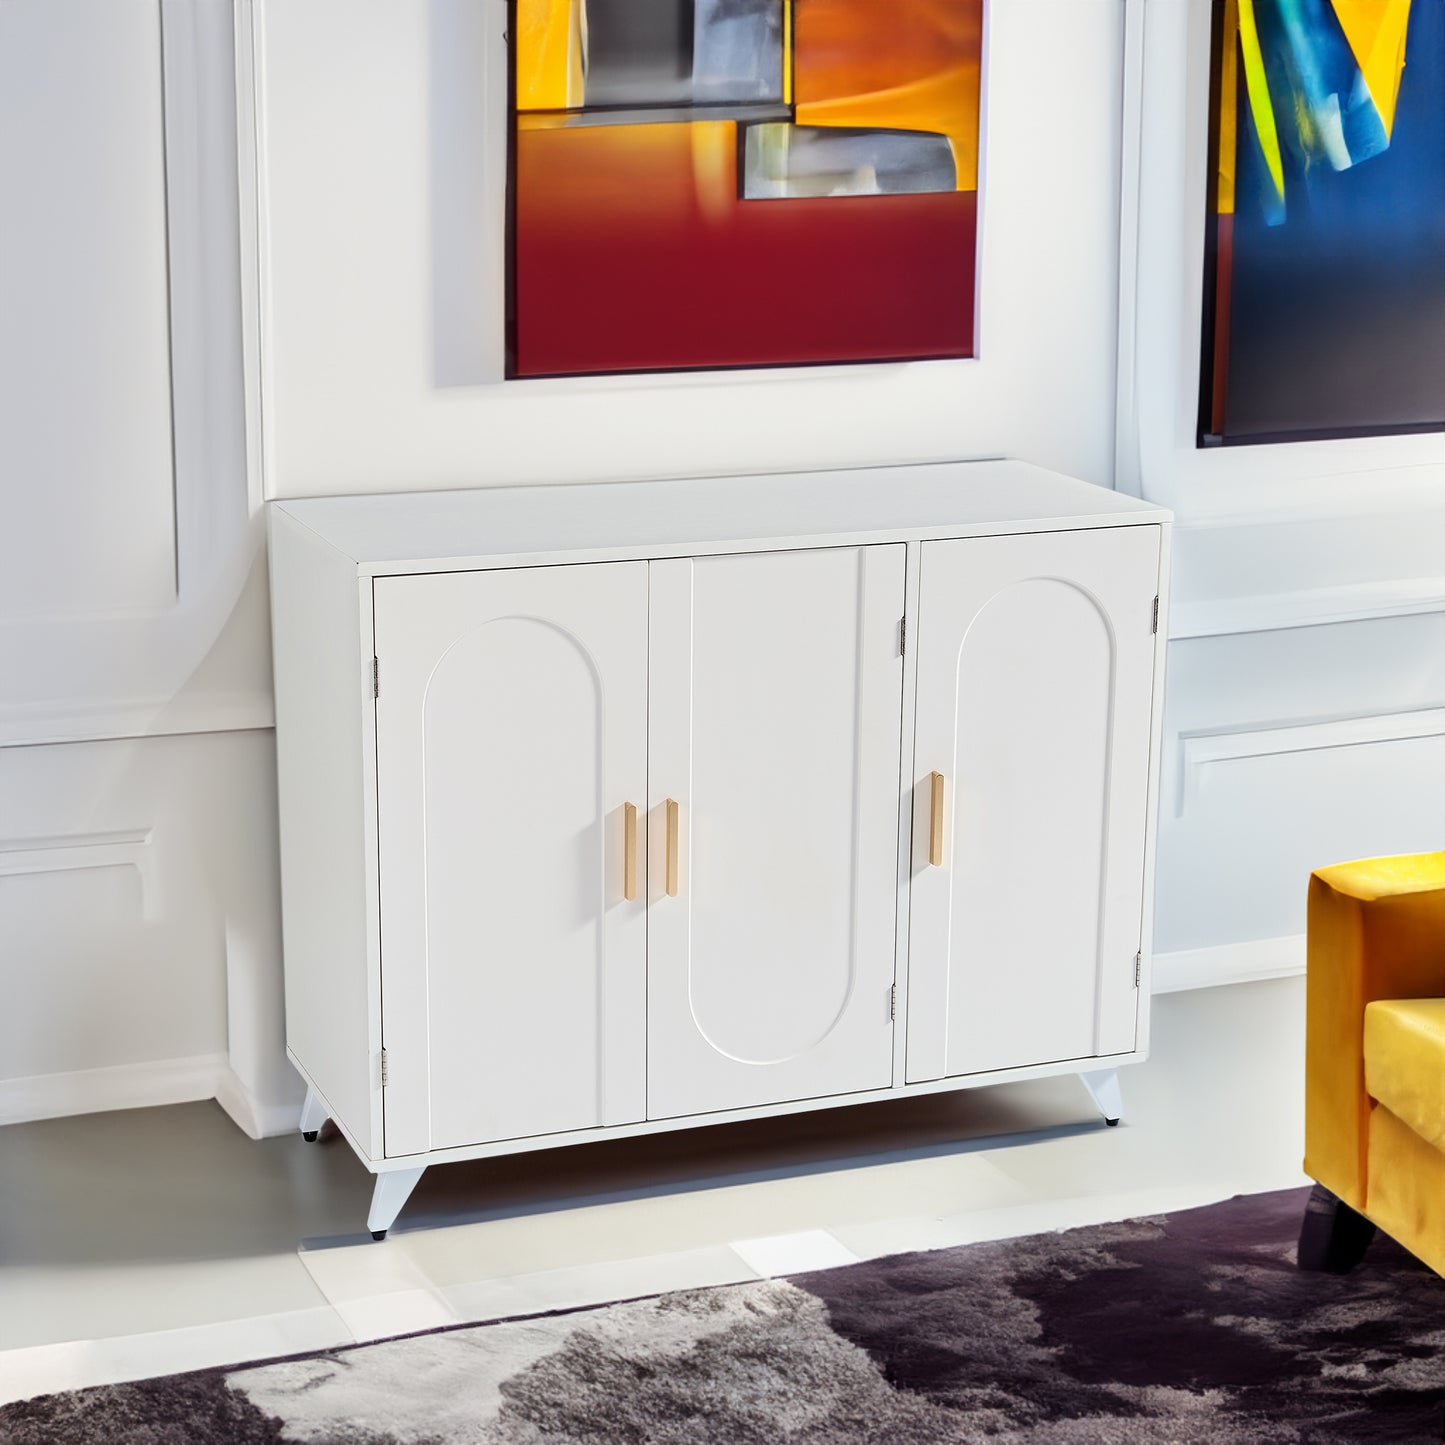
left=273, top=460, right=1170, bottom=572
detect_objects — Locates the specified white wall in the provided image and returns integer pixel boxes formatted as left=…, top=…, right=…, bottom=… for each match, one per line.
left=0, top=0, right=296, bottom=1134
left=1127, top=2, right=1445, bottom=989
left=5, top=0, right=1441, bottom=1137
left=243, top=0, right=1127, bottom=497
left=2, top=0, right=1135, bottom=1136
left=0, top=731, right=293, bottom=1135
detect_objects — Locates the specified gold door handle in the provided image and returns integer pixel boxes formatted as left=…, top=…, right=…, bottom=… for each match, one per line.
left=666, top=799, right=680, bottom=898
left=929, top=772, right=946, bottom=867
left=623, top=802, right=638, bottom=902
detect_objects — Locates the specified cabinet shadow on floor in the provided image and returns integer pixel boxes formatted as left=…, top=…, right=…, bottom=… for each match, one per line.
left=381, top=1076, right=1104, bottom=1241
left=0, top=1076, right=1104, bottom=1269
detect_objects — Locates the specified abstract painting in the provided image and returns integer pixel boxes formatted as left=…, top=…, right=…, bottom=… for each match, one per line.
left=1200, top=0, right=1445, bottom=445
left=510, top=0, right=983, bottom=377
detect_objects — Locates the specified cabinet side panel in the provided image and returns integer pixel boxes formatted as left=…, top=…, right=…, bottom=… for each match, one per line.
left=1131, top=521, right=1171, bottom=1056
left=268, top=509, right=376, bottom=1155
left=1093, top=525, right=1161, bottom=1056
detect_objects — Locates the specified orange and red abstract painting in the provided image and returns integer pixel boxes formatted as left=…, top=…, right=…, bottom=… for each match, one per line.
left=511, top=0, right=983, bottom=377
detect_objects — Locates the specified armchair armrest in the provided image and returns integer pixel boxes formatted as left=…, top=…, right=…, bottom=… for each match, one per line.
left=1305, top=853, right=1445, bottom=1209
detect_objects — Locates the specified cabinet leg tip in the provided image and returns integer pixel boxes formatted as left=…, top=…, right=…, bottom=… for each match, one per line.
left=1105, top=1117, right=1120, bottom=1127
left=371, top=1230, right=388, bottom=1242
left=302, top=1130, right=318, bottom=1142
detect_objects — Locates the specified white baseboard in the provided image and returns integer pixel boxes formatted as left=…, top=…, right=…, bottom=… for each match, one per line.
left=1152, top=935, right=1306, bottom=994
left=0, top=1054, right=303, bottom=1138
left=0, top=941, right=1310, bottom=1130
left=0, top=1054, right=226, bottom=1128
left=214, top=1064, right=303, bottom=1140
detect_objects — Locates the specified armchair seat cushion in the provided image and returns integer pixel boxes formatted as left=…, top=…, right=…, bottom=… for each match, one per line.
left=1364, top=997, right=1445, bottom=1153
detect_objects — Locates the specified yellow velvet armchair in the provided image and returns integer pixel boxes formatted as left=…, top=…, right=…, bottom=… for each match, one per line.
left=1301, top=852, right=1445, bottom=1275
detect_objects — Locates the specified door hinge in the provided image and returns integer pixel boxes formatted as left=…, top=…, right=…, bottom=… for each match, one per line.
left=899, top=616, right=907, bottom=656
left=380, top=1048, right=389, bottom=1086
left=373, top=656, right=380, bottom=698
left=890, top=983, right=897, bottom=1020
left=1134, top=952, right=1142, bottom=988
left=1151, top=597, right=1160, bottom=635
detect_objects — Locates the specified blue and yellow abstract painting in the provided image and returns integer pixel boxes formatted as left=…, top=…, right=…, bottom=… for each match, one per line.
left=1201, top=0, right=1445, bottom=444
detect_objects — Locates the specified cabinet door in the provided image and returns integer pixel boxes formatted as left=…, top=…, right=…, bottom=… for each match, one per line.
left=647, top=546, right=906, bottom=1119
left=906, top=527, right=1161, bottom=1083
left=373, top=564, right=648, bottom=1157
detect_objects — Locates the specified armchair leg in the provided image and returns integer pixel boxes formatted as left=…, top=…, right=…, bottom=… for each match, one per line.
left=1297, top=1183, right=1376, bottom=1273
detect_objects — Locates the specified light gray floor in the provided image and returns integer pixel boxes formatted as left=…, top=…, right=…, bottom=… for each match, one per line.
left=0, top=977, right=1310, bottom=1403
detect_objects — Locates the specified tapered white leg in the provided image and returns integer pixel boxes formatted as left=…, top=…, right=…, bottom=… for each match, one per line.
left=299, top=1086, right=327, bottom=1141
left=368, top=1167, right=425, bottom=1240
left=1081, top=1068, right=1123, bottom=1126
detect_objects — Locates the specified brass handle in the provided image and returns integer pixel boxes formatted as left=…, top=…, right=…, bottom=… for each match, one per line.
left=666, top=799, right=680, bottom=898
left=623, top=802, right=638, bottom=902
left=929, top=772, right=946, bottom=867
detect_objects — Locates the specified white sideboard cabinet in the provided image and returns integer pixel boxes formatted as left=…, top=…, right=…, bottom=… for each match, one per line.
left=268, top=462, right=1171, bottom=1238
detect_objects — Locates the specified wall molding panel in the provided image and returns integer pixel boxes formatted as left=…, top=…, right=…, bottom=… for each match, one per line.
left=0, top=8, right=286, bottom=1139
left=0, top=829, right=159, bottom=918
left=1170, top=584, right=1445, bottom=642
left=1153, top=936, right=1305, bottom=995
left=0, top=1, right=270, bottom=750
left=0, top=0, right=176, bottom=629
left=1176, top=708, right=1445, bottom=819
left=1158, top=610, right=1445, bottom=955
left=1167, top=501, right=1445, bottom=641
left=0, top=732, right=297, bottom=1140
left=0, top=693, right=276, bottom=752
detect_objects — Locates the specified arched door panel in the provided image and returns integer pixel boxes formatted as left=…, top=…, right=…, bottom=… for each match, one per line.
left=907, top=527, right=1161, bottom=1082
left=374, top=563, right=648, bottom=1156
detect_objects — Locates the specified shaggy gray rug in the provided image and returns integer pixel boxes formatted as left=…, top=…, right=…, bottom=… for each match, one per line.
left=4, top=1188, right=1443, bottom=1442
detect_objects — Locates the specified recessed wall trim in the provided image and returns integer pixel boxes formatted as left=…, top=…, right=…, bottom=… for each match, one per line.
left=1170, top=583, right=1445, bottom=640
left=1177, top=707, right=1445, bottom=818
left=0, top=827, right=158, bottom=918
left=1, top=3, right=269, bottom=751
left=1152, top=935, right=1304, bottom=994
